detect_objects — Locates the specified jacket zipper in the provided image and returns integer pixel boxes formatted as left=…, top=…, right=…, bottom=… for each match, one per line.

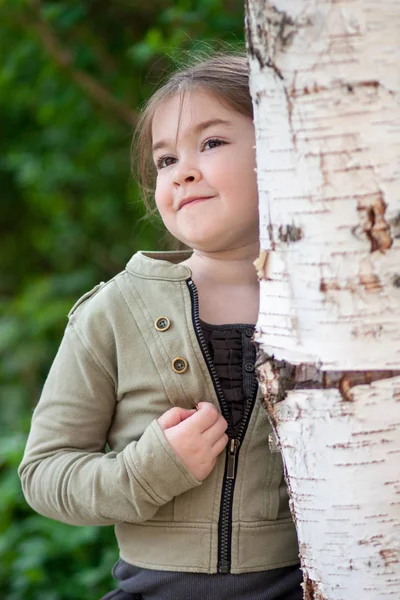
left=186, top=278, right=257, bottom=574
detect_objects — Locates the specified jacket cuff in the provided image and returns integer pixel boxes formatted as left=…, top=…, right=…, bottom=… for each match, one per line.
left=125, top=419, right=201, bottom=504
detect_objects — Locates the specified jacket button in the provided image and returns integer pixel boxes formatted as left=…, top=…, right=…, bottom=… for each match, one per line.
left=244, top=362, right=255, bottom=373
left=245, top=328, right=254, bottom=338
left=155, top=317, right=171, bottom=331
left=172, top=357, right=188, bottom=374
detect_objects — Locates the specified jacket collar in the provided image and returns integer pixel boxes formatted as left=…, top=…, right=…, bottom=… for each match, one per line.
left=126, top=251, right=193, bottom=281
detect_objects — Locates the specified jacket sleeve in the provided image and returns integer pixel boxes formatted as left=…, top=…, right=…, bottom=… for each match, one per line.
left=18, top=321, right=201, bottom=526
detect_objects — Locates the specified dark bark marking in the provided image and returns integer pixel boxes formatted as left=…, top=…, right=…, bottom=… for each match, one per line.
left=257, top=349, right=400, bottom=405
left=266, top=57, right=284, bottom=80
left=246, top=1, right=297, bottom=76
left=247, top=26, right=266, bottom=70
left=278, top=224, right=303, bottom=243
left=359, top=80, right=380, bottom=89
left=359, top=272, right=383, bottom=293
left=245, top=0, right=265, bottom=70
left=303, top=574, right=327, bottom=600
left=319, top=278, right=341, bottom=293
left=347, top=80, right=380, bottom=94
left=269, top=5, right=297, bottom=49
left=392, top=274, right=400, bottom=288
left=254, top=90, right=264, bottom=106
left=267, top=222, right=276, bottom=251
left=356, top=191, right=392, bottom=253
left=320, top=272, right=384, bottom=297
left=358, top=534, right=384, bottom=545
left=291, top=79, right=393, bottom=105
left=379, top=548, right=399, bottom=567
left=390, top=212, right=400, bottom=239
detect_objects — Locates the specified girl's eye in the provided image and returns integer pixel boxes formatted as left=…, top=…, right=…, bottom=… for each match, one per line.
left=202, top=138, right=226, bottom=151
left=155, top=155, right=176, bottom=170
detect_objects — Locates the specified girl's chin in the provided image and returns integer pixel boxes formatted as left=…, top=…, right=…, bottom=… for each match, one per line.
left=171, top=226, right=259, bottom=254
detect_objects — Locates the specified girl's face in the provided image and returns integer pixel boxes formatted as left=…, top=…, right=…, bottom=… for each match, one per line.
left=151, top=88, right=259, bottom=253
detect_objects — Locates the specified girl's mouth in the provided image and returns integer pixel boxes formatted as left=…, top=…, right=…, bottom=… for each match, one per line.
left=179, top=196, right=214, bottom=210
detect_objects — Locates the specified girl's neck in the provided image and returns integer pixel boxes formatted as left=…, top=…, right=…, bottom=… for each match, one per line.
left=182, top=243, right=260, bottom=287
left=182, top=244, right=260, bottom=325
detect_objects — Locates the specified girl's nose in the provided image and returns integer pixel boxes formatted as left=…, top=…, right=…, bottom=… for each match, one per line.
left=172, top=165, right=201, bottom=187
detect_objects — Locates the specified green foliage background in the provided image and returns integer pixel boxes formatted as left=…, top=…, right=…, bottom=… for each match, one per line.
left=0, top=1, right=245, bottom=598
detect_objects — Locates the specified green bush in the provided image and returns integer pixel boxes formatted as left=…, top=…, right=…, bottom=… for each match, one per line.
left=0, top=1, right=245, bottom=597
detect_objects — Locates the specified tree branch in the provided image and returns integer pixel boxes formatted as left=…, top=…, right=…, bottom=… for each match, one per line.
left=72, top=24, right=119, bottom=75
left=20, top=13, right=137, bottom=127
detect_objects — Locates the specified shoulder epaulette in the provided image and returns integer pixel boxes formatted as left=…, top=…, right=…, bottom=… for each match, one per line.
left=68, top=282, right=106, bottom=317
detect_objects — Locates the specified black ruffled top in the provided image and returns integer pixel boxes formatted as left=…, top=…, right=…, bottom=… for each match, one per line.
left=199, top=321, right=258, bottom=437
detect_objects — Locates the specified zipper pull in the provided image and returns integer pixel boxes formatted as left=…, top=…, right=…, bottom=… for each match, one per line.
left=226, top=438, right=240, bottom=480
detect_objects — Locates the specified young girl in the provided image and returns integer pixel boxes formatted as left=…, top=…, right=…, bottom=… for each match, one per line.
left=19, top=53, right=303, bottom=600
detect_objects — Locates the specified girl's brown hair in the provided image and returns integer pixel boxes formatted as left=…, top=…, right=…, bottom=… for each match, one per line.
left=133, top=52, right=253, bottom=208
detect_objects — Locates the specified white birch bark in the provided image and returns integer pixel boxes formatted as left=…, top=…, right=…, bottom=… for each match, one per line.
left=246, top=1, right=400, bottom=598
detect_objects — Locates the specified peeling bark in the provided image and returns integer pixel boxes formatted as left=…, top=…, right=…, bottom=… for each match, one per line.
left=247, top=0, right=400, bottom=597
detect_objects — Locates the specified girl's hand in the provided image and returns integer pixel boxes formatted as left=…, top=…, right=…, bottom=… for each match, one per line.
left=157, top=402, right=228, bottom=481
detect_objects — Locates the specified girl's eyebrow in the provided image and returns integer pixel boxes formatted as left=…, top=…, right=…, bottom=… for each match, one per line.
left=152, top=118, right=232, bottom=153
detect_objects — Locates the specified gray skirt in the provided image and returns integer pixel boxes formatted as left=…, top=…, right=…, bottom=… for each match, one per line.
left=101, top=559, right=303, bottom=600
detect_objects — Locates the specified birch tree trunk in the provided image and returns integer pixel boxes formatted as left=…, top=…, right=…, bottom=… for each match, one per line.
left=246, top=1, right=400, bottom=598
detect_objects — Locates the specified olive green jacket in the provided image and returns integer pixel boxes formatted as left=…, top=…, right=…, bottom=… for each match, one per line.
left=19, top=251, right=298, bottom=574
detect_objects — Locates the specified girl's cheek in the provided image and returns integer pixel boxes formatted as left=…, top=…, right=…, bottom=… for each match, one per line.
left=154, top=186, right=161, bottom=210
left=154, top=182, right=168, bottom=211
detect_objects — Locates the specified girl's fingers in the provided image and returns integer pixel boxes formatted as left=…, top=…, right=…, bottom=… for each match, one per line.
left=158, top=407, right=196, bottom=430
left=203, top=416, right=228, bottom=445
left=212, top=433, right=229, bottom=456
left=190, top=402, right=221, bottom=432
